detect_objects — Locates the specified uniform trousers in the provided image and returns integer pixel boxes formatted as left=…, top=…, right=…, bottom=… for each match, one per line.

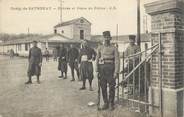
left=99, top=63, right=115, bottom=105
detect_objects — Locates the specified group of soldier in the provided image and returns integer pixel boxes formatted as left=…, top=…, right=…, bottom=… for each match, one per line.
left=25, top=30, right=140, bottom=111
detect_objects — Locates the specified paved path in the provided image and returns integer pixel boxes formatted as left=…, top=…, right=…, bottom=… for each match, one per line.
left=0, top=55, right=142, bottom=117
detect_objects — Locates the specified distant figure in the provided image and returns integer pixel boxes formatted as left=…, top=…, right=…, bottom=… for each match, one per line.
left=58, top=44, right=68, bottom=79
left=53, top=47, right=58, bottom=61
left=114, top=43, right=118, bottom=49
left=26, top=40, right=42, bottom=84
left=79, top=41, right=96, bottom=91
left=9, top=49, right=14, bottom=59
left=68, top=44, right=80, bottom=81
left=45, top=48, right=49, bottom=62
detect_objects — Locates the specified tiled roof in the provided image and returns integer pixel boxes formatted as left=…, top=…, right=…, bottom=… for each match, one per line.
left=54, top=17, right=91, bottom=28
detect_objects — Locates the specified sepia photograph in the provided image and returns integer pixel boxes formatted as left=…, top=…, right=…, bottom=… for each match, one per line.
left=0, top=0, right=184, bottom=117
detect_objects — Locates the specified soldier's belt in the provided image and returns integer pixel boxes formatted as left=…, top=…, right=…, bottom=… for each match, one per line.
left=81, top=59, right=93, bottom=62
left=61, top=57, right=65, bottom=60
left=99, top=60, right=114, bottom=64
left=88, top=59, right=93, bottom=62
left=104, top=60, right=114, bottom=63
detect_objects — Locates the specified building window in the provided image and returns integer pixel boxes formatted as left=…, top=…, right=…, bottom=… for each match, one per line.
left=80, top=19, right=84, bottom=23
left=54, top=29, right=57, bottom=34
left=18, top=44, right=21, bottom=51
left=25, top=43, right=28, bottom=51
left=28, top=43, right=31, bottom=50
left=80, top=30, right=84, bottom=40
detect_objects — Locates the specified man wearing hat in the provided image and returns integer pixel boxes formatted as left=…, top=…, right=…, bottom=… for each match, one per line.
left=68, top=44, right=80, bottom=81
left=96, top=31, right=120, bottom=110
left=79, top=40, right=96, bottom=91
left=124, top=35, right=141, bottom=94
left=125, top=35, right=140, bottom=58
left=58, top=44, right=68, bottom=79
left=26, top=40, right=42, bottom=84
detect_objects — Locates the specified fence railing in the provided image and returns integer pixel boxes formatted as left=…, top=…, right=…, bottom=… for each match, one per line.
left=115, top=43, right=159, bottom=116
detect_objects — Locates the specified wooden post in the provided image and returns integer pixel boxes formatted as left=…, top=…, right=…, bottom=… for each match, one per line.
left=137, top=0, right=141, bottom=47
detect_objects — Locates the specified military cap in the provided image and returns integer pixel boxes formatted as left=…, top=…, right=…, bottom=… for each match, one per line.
left=129, top=35, right=136, bottom=40
left=103, top=31, right=112, bottom=40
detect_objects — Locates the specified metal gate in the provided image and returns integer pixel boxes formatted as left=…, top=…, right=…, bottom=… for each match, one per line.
left=115, top=33, right=163, bottom=117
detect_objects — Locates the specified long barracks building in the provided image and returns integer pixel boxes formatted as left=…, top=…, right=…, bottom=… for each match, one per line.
left=0, top=17, right=151, bottom=56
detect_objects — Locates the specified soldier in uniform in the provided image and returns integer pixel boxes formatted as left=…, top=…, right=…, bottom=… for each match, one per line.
left=124, top=35, right=141, bottom=94
left=124, top=35, right=140, bottom=60
left=58, top=44, right=68, bottom=79
left=79, top=41, right=96, bottom=91
left=68, top=44, right=80, bottom=81
left=96, top=31, right=120, bottom=110
left=26, top=41, right=42, bottom=84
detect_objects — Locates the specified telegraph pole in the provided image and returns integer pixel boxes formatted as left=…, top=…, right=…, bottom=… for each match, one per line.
left=27, top=27, right=30, bottom=36
left=60, top=0, right=63, bottom=23
left=28, top=28, right=30, bottom=34
left=137, top=0, right=141, bottom=46
left=116, top=24, right=119, bottom=41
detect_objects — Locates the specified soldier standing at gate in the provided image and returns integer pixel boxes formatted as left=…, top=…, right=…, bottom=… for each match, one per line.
left=79, top=41, right=96, bottom=91
left=125, top=35, right=140, bottom=61
left=58, top=44, right=68, bottom=79
left=124, top=35, right=141, bottom=94
left=26, top=40, right=42, bottom=84
left=68, top=44, right=80, bottom=81
left=96, top=31, right=120, bottom=111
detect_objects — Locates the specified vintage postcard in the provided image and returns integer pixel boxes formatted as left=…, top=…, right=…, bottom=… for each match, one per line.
left=0, top=0, right=183, bottom=117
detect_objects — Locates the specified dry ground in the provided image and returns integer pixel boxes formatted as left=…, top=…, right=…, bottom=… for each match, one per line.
left=0, top=55, right=143, bottom=117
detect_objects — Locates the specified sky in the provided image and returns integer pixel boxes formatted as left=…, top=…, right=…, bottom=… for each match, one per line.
left=0, top=0, right=158, bottom=35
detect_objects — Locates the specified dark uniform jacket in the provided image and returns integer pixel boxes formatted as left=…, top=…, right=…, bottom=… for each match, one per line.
left=58, top=47, right=67, bottom=61
left=58, top=47, right=68, bottom=71
left=68, top=47, right=79, bottom=63
left=29, top=46, right=42, bottom=64
left=28, top=46, right=42, bottom=76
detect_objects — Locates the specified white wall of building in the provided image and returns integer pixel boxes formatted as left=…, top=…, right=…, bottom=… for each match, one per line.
left=0, top=45, right=4, bottom=53
left=0, top=42, right=44, bottom=56
left=55, top=25, right=73, bottom=39
left=54, top=18, right=91, bottom=40
left=73, top=19, right=91, bottom=40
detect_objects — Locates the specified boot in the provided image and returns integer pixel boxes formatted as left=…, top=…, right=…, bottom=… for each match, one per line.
left=71, top=78, right=75, bottom=81
left=79, top=86, right=86, bottom=90
left=63, top=73, right=67, bottom=79
left=37, top=76, right=41, bottom=84
left=25, top=77, right=32, bottom=84
left=25, top=80, right=32, bottom=84
left=58, top=72, right=63, bottom=78
left=89, top=86, right=93, bottom=91
left=101, top=103, right=109, bottom=110
left=109, top=103, right=115, bottom=111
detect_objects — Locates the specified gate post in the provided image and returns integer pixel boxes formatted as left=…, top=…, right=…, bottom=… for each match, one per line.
left=145, top=0, right=184, bottom=117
